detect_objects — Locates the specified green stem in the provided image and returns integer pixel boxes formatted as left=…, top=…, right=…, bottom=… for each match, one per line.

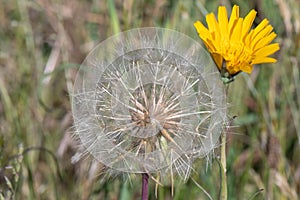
left=220, top=85, right=229, bottom=200
left=220, top=132, right=227, bottom=200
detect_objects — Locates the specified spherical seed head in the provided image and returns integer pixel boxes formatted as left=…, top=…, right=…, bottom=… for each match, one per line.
left=72, top=28, right=226, bottom=179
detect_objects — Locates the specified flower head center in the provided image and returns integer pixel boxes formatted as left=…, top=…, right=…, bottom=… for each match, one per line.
left=223, top=41, right=252, bottom=74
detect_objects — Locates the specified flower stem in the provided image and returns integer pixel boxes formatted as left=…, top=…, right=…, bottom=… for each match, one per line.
left=142, top=173, right=149, bottom=200
left=220, top=132, right=227, bottom=200
left=219, top=84, right=229, bottom=200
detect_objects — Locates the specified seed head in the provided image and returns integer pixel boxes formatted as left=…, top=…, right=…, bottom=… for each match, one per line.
left=72, top=28, right=226, bottom=182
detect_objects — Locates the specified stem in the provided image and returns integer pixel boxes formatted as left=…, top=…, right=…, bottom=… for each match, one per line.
left=141, top=173, right=149, bottom=200
left=220, top=132, right=227, bottom=200
left=220, top=85, right=229, bottom=200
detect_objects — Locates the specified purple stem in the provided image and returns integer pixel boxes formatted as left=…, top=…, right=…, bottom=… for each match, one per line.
left=141, top=173, right=149, bottom=200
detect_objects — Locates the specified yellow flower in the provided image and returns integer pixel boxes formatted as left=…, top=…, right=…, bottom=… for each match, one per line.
left=194, top=5, right=280, bottom=82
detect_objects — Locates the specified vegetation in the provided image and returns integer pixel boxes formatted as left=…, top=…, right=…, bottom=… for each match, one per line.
left=0, top=0, right=299, bottom=199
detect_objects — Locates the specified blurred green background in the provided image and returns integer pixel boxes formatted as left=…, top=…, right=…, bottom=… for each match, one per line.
left=0, top=0, right=299, bottom=199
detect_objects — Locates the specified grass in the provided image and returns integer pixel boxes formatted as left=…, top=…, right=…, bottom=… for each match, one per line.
left=0, top=0, right=299, bottom=199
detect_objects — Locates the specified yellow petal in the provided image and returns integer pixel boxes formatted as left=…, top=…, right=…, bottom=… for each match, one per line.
left=245, top=30, right=254, bottom=47
left=206, top=13, right=218, bottom=32
left=228, top=5, right=239, bottom=36
left=218, top=6, right=229, bottom=37
left=205, top=39, right=217, bottom=52
left=258, top=25, right=273, bottom=37
left=251, top=25, right=273, bottom=49
left=252, top=57, right=277, bottom=64
left=211, top=53, right=223, bottom=70
left=231, top=18, right=243, bottom=41
left=254, top=32, right=277, bottom=50
left=206, top=13, right=221, bottom=43
left=194, top=21, right=216, bottom=51
left=226, top=63, right=240, bottom=74
left=242, top=10, right=257, bottom=41
left=254, top=43, right=280, bottom=57
left=251, top=19, right=269, bottom=40
left=240, top=63, right=253, bottom=73
left=194, top=21, right=210, bottom=38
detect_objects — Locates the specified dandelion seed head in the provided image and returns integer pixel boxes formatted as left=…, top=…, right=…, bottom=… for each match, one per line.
left=72, top=28, right=226, bottom=181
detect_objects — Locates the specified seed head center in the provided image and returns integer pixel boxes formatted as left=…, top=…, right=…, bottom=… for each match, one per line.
left=130, top=84, right=179, bottom=132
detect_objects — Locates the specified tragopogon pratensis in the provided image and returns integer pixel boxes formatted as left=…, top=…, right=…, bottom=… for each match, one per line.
left=72, top=28, right=226, bottom=186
